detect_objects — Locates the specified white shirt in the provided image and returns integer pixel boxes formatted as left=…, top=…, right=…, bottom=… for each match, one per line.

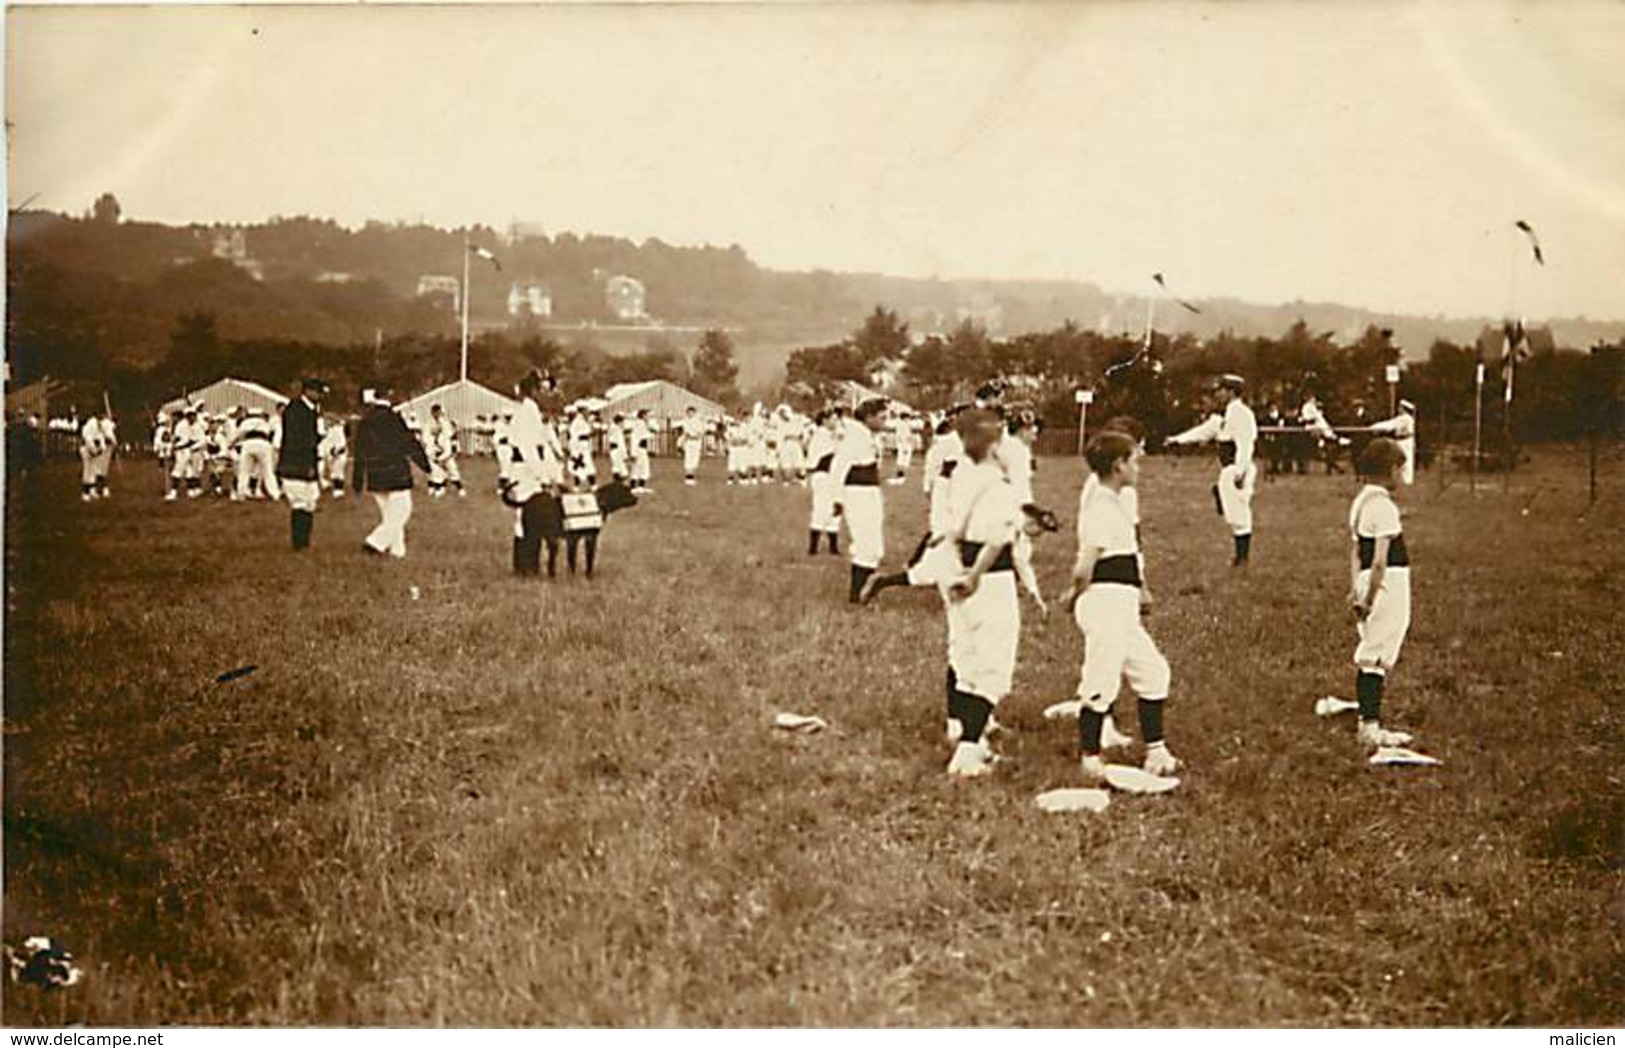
left=830, top=424, right=879, bottom=487
left=995, top=435, right=1035, bottom=506
left=1223, top=399, right=1257, bottom=466
left=923, top=431, right=963, bottom=496
left=79, top=417, right=107, bottom=452
left=951, top=460, right=1022, bottom=549
left=1078, top=482, right=1140, bottom=561
left=680, top=416, right=706, bottom=443
left=1350, top=484, right=1403, bottom=543
left=1078, top=472, right=1140, bottom=544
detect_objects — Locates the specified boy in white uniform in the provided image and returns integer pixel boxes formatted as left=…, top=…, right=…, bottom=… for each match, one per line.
left=628, top=411, right=653, bottom=493
left=943, top=408, right=1025, bottom=778
left=234, top=408, right=278, bottom=500
left=777, top=407, right=807, bottom=483
left=606, top=414, right=629, bottom=485
left=679, top=406, right=707, bottom=485
left=424, top=404, right=465, bottom=498
left=566, top=407, right=598, bottom=490
left=1061, top=430, right=1182, bottom=781
left=78, top=413, right=111, bottom=501
left=170, top=407, right=206, bottom=499
left=805, top=410, right=842, bottom=555
left=1045, top=416, right=1142, bottom=749
left=830, top=399, right=888, bottom=602
left=319, top=418, right=349, bottom=495
left=728, top=414, right=744, bottom=484
left=1346, top=438, right=1418, bottom=749
left=890, top=413, right=918, bottom=484
left=1368, top=399, right=1418, bottom=486
left=1167, top=374, right=1258, bottom=566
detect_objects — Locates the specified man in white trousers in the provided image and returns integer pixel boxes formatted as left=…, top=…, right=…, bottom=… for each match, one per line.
left=1167, top=374, right=1258, bottom=567
left=352, top=389, right=431, bottom=559
left=234, top=407, right=280, bottom=500
left=678, top=406, right=707, bottom=485
left=830, top=398, right=888, bottom=603
left=1368, top=399, right=1418, bottom=486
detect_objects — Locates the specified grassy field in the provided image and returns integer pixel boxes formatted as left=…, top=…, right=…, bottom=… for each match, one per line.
left=3, top=446, right=1622, bottom=1027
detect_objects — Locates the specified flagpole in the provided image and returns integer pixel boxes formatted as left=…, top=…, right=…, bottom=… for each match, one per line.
left=1142, top=296, right=1156, bottom=353
left=460, top=233, right=472, bottom=384
left=1472, top=361, right=1484, bottom=493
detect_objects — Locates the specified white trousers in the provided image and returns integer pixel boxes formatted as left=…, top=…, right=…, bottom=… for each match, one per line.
left=429, top=455, right=461, bottom=487
left=282, top=478, right=321, bottom=513
left=946, top=570, right=1020, bottom=703
left=631, top=450, right=651, bottom=482
left=237, top=443, right=279, bottom=498
left=171, top=449, right=203, bottom=481
left=683, top=442, right=702, bottom=474
left=609, top=447, right=628, bottom=477
left=1354, top=568, right=1411, bottom=673
left=908, top=539, right=958, bottom=587
left=779, top=442, right=804, bottom=472
left=80, top=447, right=110, bottom=485
left=809, top=472, right=838, bottom=531
left=1217, top=462, right=1257, bottom=535
left=841, top=485, right=884, bottom=568
left=324, top=453, right=349, bottom=490
left=1074, top=584, right=1171, bottom=711
left=895, top=445, right=914, bottom=473
left=365, top=490, right=414, bottom=558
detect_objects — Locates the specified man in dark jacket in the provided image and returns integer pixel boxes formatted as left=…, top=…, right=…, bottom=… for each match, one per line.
left=351, top=387, right=432, bottom=559
left=276, top=378, right=327, bottom=551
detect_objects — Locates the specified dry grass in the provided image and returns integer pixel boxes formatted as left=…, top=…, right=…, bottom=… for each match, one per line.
left=4, top=447, right=1622, bottom=1026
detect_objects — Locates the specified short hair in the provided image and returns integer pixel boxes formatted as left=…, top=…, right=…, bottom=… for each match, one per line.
left=1101, top=415, right=1146, bottom=443
left=1085, top=430, right=1139, bottom=478
left=1358, top=436, right=1408, bottom=478
left=955, top=407, right=1001, bottom=440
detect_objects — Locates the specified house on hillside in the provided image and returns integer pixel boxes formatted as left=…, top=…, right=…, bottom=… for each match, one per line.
left=416, top=275, right=462, bottom=311
left=604, top=275, right=647, bottom=322
left=507, top=282, right=553, bottom=318
left=208, top=227, right=264, bottom=281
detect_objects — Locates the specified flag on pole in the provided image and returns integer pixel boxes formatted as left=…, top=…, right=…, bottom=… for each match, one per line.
left=469, top=245, right=502, bottom=272
left=1514, top=221, right=1544, bottom=266
left=1152, top=272, right=1201, bottom=313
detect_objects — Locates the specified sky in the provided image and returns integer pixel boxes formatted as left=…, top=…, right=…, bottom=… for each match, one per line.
left=7, top=1, right=1624, bottom=320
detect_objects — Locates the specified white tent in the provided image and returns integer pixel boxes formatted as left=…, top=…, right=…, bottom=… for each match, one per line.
left=832, top=380, right=915, bottom=415
left=602, top=380, right=726, bottom=425
left=397, top=379, right=519, bottom=431
left=161, top=377, right=289, bottom=418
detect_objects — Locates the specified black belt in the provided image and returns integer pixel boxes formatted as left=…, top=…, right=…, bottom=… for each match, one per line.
left=1358, top=535, right=1410, bottom=570
left=1091, top=554, right=1143, bottom=588
left=1217, top=442, right=1237, bottom=467
left=846, top=463, right=880, bottom=487
left=812, top=453, right=834, bottom=474
left=958, top=541, right=1015, bottom=573
left=939, top=459, right=959, bottom=480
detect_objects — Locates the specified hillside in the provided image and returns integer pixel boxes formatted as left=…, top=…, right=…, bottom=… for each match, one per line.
left=7, top=209, right=1622, bottom=390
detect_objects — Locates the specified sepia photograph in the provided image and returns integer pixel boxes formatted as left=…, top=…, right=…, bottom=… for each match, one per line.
left=3, top=0, right=1623, bottom=1032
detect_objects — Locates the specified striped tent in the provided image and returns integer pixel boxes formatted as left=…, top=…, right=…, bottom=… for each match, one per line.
left=831, top=380, right=913, bottom=414
left=160, top=377, right=289, bottom=418
left=397, top=379, right=520, bottom=431
left=602, top=380, right=726, bottom=425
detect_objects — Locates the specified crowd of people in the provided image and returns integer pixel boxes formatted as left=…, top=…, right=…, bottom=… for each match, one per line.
left=22, top=368, right=1426, bottom=786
